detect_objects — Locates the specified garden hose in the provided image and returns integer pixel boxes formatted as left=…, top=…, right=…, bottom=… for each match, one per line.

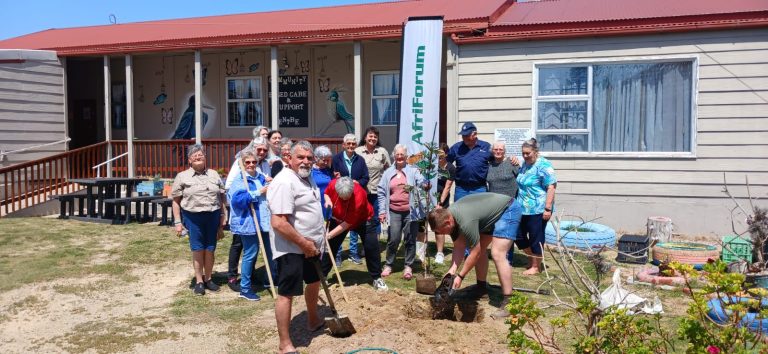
left=346, top=348, right=398, bottom=354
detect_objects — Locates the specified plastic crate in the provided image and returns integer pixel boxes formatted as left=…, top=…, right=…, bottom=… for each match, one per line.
left=721, top=234, right=752, bottom=263
left=615, top=234, right=649, bottom=264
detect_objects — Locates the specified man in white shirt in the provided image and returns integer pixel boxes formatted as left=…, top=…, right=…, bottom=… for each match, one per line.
left=267, top=140, right=326, bottom=354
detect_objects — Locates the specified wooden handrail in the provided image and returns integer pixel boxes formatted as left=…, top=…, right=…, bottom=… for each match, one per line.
left=0, top=138, right=342, bottom=216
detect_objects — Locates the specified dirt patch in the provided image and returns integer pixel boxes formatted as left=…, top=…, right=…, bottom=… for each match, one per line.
left=274, top=285, right=508, bottom=353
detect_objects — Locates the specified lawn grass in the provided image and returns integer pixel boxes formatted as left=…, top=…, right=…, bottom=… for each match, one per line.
left=0, top=217, right=697, bottom=353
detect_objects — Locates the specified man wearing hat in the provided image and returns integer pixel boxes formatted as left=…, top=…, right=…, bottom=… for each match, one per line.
left=445, top=121, right=494, bottom=296
left=447, top=122, right=493, bottom=201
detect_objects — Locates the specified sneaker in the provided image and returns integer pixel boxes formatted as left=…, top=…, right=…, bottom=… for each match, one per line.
left=239, top=291, right=261, bottom=301
left=350, top=256, right=363, bottom=265
left=335, top=255, right=344, bottom=266
left=435, top=252, right=445, bottom=264
left=490, top=306, right=510, bottom=320
left=204, top=280, right=220, bottom=292
left=373, top=278, right=388, bottom=291
left=403, top=266, right=413, bottom=280
left=193, top=282, right=205, bottom=296
left=227, top=277, right=240, bottom=292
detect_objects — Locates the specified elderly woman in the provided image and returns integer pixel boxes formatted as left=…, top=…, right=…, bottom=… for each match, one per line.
left=331, top=133, right=370, bottom=265
left=224, top=137, right=271, bottom=291
left=227, top=150, right=276, bottom=301
left=311, top=145, right=334, bottom=221
left=270, top=138, right=293, bottom=177
left=252, top=125, right=269, bottom=139
left=377, top=144, right=428, bottom=280
left=267, top=130, right=283, bottom=163
left=323, top=177, right=387, bottom=291
left=515, top=138, right=557, bottom=275
left=172, top=144, right=228, bottom=296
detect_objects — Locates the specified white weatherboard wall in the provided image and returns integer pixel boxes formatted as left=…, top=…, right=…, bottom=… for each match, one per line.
left=454, top=29, right=768, bottom=236
left=0, top=50, right=66, bottom=167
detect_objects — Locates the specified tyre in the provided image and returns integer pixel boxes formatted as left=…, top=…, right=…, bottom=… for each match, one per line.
left=707, top=296, right=768, bottom=334
left=545, top=221, right=616, bottom=250
left=652, top=242, right=719, bottom=266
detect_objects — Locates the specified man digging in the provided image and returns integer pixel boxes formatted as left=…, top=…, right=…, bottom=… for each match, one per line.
left=427, top=192, right=523, bottom=319
left=267, top=140, right=326, bottom=354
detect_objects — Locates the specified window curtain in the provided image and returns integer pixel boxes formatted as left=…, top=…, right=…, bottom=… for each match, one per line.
left=592, top=62, right=692, bottom=152
left=373, top=74, right=396, bottom=124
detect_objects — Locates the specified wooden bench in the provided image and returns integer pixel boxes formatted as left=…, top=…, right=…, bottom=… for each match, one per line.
left=49, top=191, right=88, bottom=219
left=103, top=196, right=162, bottom=225
left=149, top=198, right=174, bottom=226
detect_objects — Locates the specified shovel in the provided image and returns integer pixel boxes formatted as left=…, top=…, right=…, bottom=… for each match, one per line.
left=311, top=258, right=356, bottom=337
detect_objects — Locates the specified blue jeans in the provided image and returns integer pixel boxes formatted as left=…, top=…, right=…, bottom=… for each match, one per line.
left=454, top=184, right=487, bottom=202
left=239, top=231, right=277, bottom=292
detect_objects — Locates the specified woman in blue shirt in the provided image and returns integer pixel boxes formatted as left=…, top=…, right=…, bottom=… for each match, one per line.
left=311, top=145, right=334, bottom=221
left=515, top=138, right=557, bottom=275
left=228, top=150, right=276, bottom=300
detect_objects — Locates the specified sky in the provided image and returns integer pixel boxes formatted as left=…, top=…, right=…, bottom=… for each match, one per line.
left=0, top=0, right=386, bottom=40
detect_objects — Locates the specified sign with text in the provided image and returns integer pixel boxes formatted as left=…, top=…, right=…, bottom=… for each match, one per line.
left=268, top=75, right=309, bottom=128
left=494, top=128, right=532, bottom=157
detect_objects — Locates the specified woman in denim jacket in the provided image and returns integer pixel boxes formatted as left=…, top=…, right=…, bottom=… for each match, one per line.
left=377, top=144, right=431, bottom=280
left=228, top=150, right=276, bottom=301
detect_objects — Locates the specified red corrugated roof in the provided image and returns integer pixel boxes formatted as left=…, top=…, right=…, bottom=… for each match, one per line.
left=0, top=0, right=509, bottom=56
left=494, top=0, right=768, bottom=25
left=454, top=0, right=768, bottom=43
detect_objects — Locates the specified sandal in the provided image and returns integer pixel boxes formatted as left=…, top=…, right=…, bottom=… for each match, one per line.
left=403, top=266, right=413, bottom=280
left=381, top=265, right=392, bottom=277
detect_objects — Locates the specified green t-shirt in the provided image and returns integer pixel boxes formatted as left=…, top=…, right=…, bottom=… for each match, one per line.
left=448, top=193, right=513, bottom=248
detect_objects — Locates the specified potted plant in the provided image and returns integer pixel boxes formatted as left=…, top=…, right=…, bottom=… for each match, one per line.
left=404, top=142, right=445, bottom=295
left=722, top=175, right=768, bottom=288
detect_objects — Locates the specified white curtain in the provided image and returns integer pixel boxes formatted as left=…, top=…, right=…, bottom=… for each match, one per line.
left=373, top=74, right=396, bottom=124
left=592, top=62, right=692, bottom=152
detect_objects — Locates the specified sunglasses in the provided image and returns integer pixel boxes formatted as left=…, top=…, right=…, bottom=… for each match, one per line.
left=244, top=161, right=258, bottom=165
left=255, top=148, right=268, bottom=152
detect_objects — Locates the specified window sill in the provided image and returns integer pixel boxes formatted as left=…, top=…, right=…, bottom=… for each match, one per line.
left=541, top=152, right=697, bottom=159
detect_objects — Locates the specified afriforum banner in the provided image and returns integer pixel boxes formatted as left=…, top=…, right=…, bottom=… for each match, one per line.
left=397, top=17, right=443, bottom=201
left=398, top=16, right=443, bottom=155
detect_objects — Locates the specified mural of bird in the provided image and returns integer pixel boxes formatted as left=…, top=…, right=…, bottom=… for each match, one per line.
left=171, top=95, right=212, bottom=140
left=316, top=88, right=354, bottom=136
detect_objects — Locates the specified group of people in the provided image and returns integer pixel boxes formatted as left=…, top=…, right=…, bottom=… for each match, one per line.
left=169, top=120, right=557, bottom=353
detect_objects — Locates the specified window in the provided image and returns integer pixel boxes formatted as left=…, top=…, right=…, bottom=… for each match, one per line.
left=534, top=60, right=694, bottom=153
left=226, top=77, right=263, bottom=127
left=371, top=71, right=399, bottom=126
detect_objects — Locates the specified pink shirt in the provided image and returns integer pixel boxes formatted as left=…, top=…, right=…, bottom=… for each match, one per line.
left=388, top=171, right=410, bottom=212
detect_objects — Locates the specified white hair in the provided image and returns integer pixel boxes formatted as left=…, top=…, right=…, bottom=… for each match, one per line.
left=252, top=125, right=268, bottom=138
left=314, top=145, right=333, bottom=159
left=186, top=144, right=205, bottom=159
left=335, top=177, right=354, bottom=199
left=291, top=140, right=314, bottom=155
left=392, top=144, right=408, bottom=159
left=343, top=133, right=357, bottom=144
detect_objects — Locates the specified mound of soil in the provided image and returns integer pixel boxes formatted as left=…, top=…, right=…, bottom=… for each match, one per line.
left=291, top=285, right=509, bottom=353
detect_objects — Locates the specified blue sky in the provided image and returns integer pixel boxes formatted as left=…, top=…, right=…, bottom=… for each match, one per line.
left=0, top=0, right=384, bottom=40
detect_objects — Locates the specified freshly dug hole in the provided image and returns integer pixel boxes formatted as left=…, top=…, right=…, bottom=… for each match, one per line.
left=404, top=296, right=484, bottom=322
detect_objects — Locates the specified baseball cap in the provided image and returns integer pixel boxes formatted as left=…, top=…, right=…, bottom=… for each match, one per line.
left=458, top=122, right=477, bottom=136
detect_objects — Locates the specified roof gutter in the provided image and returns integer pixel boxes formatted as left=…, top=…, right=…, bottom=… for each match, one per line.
left=455, top=12, right=768, bottom=44
left=37, top=20, right=490, bottom=57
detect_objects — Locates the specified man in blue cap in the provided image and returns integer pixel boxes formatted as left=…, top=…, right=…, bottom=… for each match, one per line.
left=447, top=122, right=493, bottom=201
left=445, top=121, right=494, bottom=296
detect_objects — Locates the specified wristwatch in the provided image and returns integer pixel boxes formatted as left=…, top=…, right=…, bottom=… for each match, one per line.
left=544, top=207, right=552, bottom=212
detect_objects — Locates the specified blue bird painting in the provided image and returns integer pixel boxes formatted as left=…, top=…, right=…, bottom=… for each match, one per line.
left=171, top=95, right=210, bottom=140
left=153, top=93, right=167, bottom=105
left=317, top=88, right=354, bottom=136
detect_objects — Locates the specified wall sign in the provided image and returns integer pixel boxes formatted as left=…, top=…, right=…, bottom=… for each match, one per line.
left=494, top=128, right=532, bottom=157
left=268, top=75, right=309, bottom=128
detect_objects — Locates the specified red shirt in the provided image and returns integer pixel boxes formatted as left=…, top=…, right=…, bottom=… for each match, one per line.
left=325, top=178, right=373, bottom=229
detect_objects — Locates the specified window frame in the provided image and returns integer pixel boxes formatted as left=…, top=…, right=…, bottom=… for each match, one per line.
left=531, top=55, right=698, bottom=158
left=225, top=75, right=264, bottom=129
left=370, top=70, right=400, bottom=127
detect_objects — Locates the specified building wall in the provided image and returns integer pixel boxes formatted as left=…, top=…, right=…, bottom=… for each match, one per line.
left=0, top=50, right=66, bottom=166
left=454, top=29, right=768, bottom=236
left=123, top=42, right=401, bottom=145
